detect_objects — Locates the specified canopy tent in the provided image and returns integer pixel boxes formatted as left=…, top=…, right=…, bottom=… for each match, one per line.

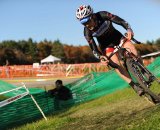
left=41, top=55, right=61, bottom=64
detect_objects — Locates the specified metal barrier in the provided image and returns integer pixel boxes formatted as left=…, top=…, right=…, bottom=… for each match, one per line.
left=0, top=83, right=47, bottom=120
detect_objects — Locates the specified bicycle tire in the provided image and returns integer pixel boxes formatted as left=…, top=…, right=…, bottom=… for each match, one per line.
left=126, top=58, right=160, bottom=104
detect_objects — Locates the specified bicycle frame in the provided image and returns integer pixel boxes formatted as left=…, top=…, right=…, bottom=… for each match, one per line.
left=107, top=37, right=157, bottom=83
left=106, top=37, right=160, bottom=104
left=107, top=38, right=138, bottom=60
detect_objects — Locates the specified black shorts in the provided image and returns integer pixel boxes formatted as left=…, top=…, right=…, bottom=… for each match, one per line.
left=97, top=29, right=123, bottom=51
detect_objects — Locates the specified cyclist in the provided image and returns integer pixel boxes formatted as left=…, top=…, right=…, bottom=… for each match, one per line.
left=76, top=5, right=144, bottom=96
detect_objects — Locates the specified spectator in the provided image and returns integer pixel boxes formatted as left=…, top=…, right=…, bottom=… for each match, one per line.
left=48, top=80, right=72, bottom=101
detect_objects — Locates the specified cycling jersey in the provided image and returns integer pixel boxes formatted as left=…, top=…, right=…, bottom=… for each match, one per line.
left=84, top=11, right=132, bottom=58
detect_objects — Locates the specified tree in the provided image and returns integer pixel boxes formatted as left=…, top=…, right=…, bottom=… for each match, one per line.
left=2, top=48, right=17, bottom=65
left=63, top=45, right=98, bottom=63
left=37, top=40, right=53, bottom=60
left=0, top=37, right=160, bottom=65
left=26, top=38, right=37, bottom=63
left=146, top=40, right=153, bottom=45
left=51, top=40, right=66, bottom=62
left=155, top=38, right=160, bottom=50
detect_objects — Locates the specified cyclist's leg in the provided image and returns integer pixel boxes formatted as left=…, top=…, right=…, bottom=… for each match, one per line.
left=106, top=48, right=144, bottom=96
left=122, top=40, right=144, bottom=65
left=122, top=40, right=138, bottom=56
left=107, top=51, right=132, bottom=83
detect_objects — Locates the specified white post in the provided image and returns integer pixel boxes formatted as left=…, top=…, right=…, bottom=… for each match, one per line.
left=22, top=83, right=47, bottom=121
left=29, top=94, right=47, bottom=121
left=66, top=65, right=73, bottom=77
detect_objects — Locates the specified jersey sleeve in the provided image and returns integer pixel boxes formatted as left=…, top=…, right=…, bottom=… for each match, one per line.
left=84, top=27, right=102, bottom=59
left=98, top=11, right=132, bottom=30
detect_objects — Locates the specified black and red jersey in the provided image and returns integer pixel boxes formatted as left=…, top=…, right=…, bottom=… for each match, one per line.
left=83, top=11, right=132, bottom=58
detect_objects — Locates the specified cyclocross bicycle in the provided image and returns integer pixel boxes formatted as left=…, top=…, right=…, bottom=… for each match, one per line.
left=107, top=37, right=160, bottom=104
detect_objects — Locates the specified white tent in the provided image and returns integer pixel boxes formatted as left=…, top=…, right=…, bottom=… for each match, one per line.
left=41, top=55, right=61, bottom=64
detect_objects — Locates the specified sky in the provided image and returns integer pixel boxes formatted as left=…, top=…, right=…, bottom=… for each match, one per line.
left=0, top=0, right=160, bottom=45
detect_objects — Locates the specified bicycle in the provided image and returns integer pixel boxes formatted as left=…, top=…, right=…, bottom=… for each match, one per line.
left=106, top=37, right=160, bottom=104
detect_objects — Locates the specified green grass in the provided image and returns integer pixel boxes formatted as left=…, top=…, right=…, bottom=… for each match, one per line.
left=13, top=83, right=160, bottom=130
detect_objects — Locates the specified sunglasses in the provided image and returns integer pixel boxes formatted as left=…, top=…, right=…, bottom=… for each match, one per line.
left=80, top=17, right=92, bottom=25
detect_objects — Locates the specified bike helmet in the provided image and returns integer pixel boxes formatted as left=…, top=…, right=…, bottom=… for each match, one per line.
left=76, top=5, right=93, bottom=24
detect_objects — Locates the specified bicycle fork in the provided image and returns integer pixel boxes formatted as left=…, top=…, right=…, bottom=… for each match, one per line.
left=131, top=62, right=149, bottom=88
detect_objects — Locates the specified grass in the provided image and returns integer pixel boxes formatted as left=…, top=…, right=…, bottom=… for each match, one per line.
left=12, top=81, right=160, bottom=130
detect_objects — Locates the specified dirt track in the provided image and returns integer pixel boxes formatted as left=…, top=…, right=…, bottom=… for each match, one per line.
left=3, top=77, right=80, bottom=90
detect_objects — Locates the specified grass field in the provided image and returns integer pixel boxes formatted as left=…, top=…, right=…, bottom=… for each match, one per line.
left=12, top=81, right=160, bottom=130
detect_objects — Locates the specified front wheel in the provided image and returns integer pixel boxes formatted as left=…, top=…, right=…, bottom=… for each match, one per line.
left=126, top=58, right=160, bottom=104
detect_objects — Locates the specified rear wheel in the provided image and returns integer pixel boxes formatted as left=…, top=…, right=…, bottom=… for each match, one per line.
left=126, top=58, right=160, bottom=104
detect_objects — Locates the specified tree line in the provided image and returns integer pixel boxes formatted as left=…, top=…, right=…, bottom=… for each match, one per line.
left=0, top=38, right=159, bottom=65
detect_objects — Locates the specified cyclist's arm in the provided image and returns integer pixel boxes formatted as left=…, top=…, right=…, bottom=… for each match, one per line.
left=84, top=28, right=102, bottom=59
left=98, top=11, right=132, bottom=30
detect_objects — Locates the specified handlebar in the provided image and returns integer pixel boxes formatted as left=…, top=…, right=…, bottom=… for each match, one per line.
left=105, top=36, right=141, bottom=61
left=131, top=37, right=141, bottom=44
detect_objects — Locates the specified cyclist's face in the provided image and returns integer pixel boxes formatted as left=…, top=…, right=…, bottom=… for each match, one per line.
left=83, top=16, right=96, bottom=30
